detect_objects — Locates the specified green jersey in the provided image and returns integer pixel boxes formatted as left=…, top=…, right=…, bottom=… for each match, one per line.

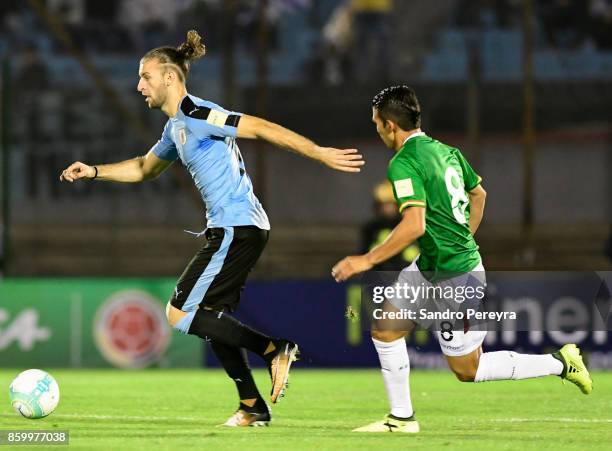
left=387, top=133, right=482, bottom=277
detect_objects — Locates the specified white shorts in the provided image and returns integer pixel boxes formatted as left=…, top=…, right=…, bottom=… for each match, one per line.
left=391, top=259, right=488, bottom=357
left=434, top=328, right=488, bottom=357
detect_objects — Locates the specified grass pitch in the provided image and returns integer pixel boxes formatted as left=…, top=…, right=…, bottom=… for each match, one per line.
left=1, top=369, right=610, bottom=450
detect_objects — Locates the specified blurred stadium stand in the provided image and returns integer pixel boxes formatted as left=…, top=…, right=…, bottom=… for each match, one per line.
left=1, top=0, right=611, bottom=277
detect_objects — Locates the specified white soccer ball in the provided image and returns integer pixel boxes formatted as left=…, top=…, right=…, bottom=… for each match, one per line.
left=9, top=369, right=60, bottom=419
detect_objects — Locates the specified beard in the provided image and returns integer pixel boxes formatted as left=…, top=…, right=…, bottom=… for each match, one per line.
left=147, top=90, right=167, bottom=109
left=147, top=97, right=162, bottom=109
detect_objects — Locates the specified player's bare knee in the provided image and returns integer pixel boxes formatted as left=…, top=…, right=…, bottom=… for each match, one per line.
left=453, top=368, right=476, bottom=382
left=449, top=361, right=478, bottom=382
left=371, top=329, right=407, bottom=342
left=166, top=302, right=185, bottom=327
left=165, top=302, right=174, bottom=326
left=447, top=349, right=481, bottom=382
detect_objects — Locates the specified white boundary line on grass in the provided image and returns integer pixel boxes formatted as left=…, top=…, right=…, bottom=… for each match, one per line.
left=0, top=413, right=202, bottom=422
left=490, top=418, right=612, bottom=423
left=2, top=413, right=610, bottom=424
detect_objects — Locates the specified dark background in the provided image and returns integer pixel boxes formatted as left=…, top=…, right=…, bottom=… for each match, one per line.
left=0, top=0, right=610, bottom=278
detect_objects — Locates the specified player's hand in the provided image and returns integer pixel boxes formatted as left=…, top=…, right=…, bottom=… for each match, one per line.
left=316, top=147, right=364, bottom=173
left=331, top=255, right=373, bottom=282
left=60, top=162, right=95, bottom=182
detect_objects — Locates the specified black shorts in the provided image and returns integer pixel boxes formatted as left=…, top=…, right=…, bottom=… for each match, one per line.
left=170, top=226, right=268, bottom=312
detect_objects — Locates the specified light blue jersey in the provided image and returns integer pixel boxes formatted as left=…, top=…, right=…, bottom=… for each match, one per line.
left=151, top=94, right=270, bottom=230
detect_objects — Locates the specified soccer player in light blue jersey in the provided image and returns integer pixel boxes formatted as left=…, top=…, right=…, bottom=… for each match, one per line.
left=60, top=30, right=364, bottom=427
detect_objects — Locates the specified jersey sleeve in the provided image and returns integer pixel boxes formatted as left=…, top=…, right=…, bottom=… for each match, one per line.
left=387, top=158, right=426, bottom=213
left=150, top=121, right=178, bottom=161
left=456, top=150, right=482, bottom=191
left=184, top=101, right=243, bottom=140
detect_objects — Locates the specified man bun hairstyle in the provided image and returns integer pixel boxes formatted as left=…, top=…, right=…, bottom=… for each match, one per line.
left=177, top=30, right=206, bottom=61
left=143, top=30, right=206, bottom=82
left=372, top=85, right=421, bottom=130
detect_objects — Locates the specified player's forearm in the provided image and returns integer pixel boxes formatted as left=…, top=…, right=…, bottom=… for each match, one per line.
left=252, top=118, right=323, bottom=162
left=468, top=193, right=486, bottom=235
left=95, top=157, right=149, bottom=183
left=366, top=222, right=424, bottom=266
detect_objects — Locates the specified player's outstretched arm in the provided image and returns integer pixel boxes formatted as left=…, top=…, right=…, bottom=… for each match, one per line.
left=60, top=150, right=173, bottom=183
left=332, top=207, right=426, bottom=282
left=236, top=115, right=364, bottom=173
left=468, top=184, right=486, bottom=235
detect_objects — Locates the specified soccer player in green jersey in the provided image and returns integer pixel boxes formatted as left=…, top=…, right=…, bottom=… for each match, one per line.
left=332, top=86, right=592, bottom=433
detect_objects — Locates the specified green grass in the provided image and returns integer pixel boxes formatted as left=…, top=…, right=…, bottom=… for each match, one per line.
left=1, top=369, right=610, bottom=450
